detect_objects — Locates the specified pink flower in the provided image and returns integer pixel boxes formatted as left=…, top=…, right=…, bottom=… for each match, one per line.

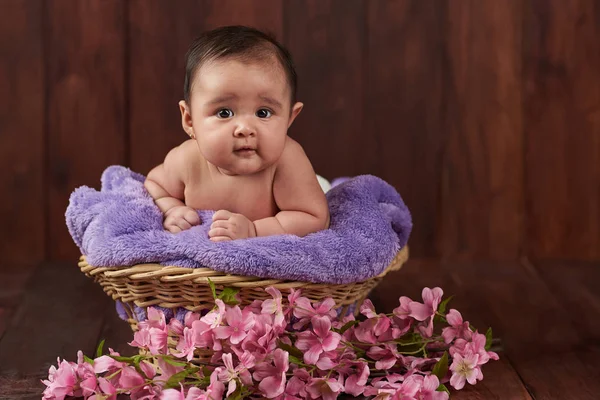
left=168, top=318, right=184, bottom=337
left=201, top=299, right=226, bottom=328
left=306, top=376, right=343, bottom=400
left=449, top=332, right=499, bottom=366
left=95, top=377, right=117, bottom=400
left=295, top=316, right=341, bottom=364
left=131, top=384, right=162, bottom=399
left=218, top=353, right=254, bottom=397
left=354, top=315, right=392, bottom=344
left=315, top=350, right=339, bottom=370
left=174, top=326, right=196, bottom=361
left=162, top=385, right=204, bottom=400
left=129, top=323, right=167, bottom=355
left=465, top=331, right=499, bottom=365
left=344, top=361, right=370, bottom=396
left=214, top=305, right=255, bottom=344
left=184, top=311, right=200, bottom=328
left=191, top=319, right=216, bottom=350
left=154, top=357, right=184, bottom=384
left=74, top=351, right=97, bottom=397
left=282, top=368, right=310, bottom=398
left=286, top=288, right=302, bottom=314
left=147, top=307, right=167, bottom=329
left=392, top=296, right=413, bottom=319
left=408, top=287, right=443, bottom=338
left=139, top=361, right=156, bottom=379
left=414, top=375, right=449, bottom=400
left=262, top=287, right=286, bottom=328
left=255, top=349, right=289, bottom=398
left=367, top=344, right=400, bottom=370
left=449, top=352, right=482, bottom=389
left=360, top=299, right=378, bottom=318
left=241, top=316, right=278, bottom=357
left=161, top=385, right=186, bottom=400
left=205, top=369, right=226, bottom=400
left=441, top=309, right=472, bottom=343
left=293, top=297, right=336, bottom=329
left=42, top=358, right=76, bottom=400
left=408, top=287, right=443, bottom=321
left=118, top=366, right=145, bottom=392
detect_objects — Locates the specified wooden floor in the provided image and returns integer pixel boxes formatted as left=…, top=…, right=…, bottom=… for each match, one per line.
left=0, top=257, right=599, bottom=399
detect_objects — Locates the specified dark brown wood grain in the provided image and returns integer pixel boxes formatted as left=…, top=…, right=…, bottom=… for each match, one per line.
left=524, top=0, right=600, bottom=260
left=128, top=0, right=283, bottom=176
left=46, top=0, right=127, bottom=261
left=1, top=0, right=600, bottom=265
left=0, top=0, right=45, bottom=264
left=532, top=260, right=600, bottom=342
left=0, top=262, right=111, bottom=377
left=366, top=0, right=446, bottom=258
left=284, top=0, right=366, bottom=181
left=0, top=263, right=36, bottom=343
left=441, top=0, right=525, bottom=261
left=446, top=260, right=582, bottom=357
left=510, top=348, right=600, bottom=400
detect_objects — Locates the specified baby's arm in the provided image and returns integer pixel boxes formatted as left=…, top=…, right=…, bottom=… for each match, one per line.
left=144, top=145, right=200, bottom=232
left=254, top=139, right=330, bottom=237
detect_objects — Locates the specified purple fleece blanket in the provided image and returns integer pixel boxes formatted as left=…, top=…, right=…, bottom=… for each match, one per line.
left=66, top=166, right=412, bottom=284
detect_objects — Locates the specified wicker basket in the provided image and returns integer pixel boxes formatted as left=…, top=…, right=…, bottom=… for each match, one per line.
left=78, top=246, right=408, bottom=359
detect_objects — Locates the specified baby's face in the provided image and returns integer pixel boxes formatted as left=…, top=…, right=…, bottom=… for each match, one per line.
left=184, top=58, right=301, bottom=176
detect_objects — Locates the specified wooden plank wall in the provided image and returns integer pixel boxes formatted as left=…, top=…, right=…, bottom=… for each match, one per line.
left=1, top=0, right=598, bottom=266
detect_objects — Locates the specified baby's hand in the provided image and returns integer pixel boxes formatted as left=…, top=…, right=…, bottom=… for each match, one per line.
left=164, top=206, right=201, bottom=233
left=209, top=210, right=257, bottom=242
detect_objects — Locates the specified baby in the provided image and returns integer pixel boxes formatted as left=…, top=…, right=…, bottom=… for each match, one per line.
left=144, top=26, right=330, bottom=241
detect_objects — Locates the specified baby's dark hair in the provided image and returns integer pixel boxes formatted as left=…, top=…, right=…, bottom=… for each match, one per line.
left=183, top=25, right=297, bottom=105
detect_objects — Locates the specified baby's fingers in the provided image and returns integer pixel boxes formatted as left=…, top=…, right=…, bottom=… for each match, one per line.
left=183, top=210, right=201, bottom=226
left=213, top=209, right=233, bottom=222
left=165, top=223, right=182, bottom=233
left=210, top=220, right=229, bottom=230
left=208, top=227, right=231, bottom=239
left=210, top=236, right=232, bottom=242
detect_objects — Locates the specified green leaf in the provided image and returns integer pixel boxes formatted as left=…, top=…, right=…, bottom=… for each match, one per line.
left=438, top=295, right=454, bottom=315
left=339, top=320, right=360, bottom=334
left=84, top=355, right=94, bottom=365
left=432, top=352, right=449, bottom=380
left=110, top=355, right=137, bottom=362
left=160, top=356, right=189, bottom=367
left=207, top=278, right=217, bottom=300
left=436, top=383, right=450, bottom=394
left=218, top=287, right=240, bottom=306
left=226, top=381, right=251, bottom=400
left=485, top=327, right=493, bottom=350
left=95, top=339, right=105, bottom=358
left=277, top=340, right=304, bottom=359
left=165, top=370, right=191, bottom=389
left=197, top=375, right=211, bottom=388
left=288, top=355, right=304, bottom=366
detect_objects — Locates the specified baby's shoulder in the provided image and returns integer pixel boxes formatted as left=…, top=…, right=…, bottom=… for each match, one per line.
left=279, top=137, right=308, bottom=164
left=164, top=140, right=202, bottom=182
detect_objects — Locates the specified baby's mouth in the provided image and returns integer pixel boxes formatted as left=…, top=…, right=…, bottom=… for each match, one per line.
left=234, top=146, right=257, bottom=156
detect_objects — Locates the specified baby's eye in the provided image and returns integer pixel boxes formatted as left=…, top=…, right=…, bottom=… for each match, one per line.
left=256, top=109, right=272, bottom=119
left=216, top=108, right=234, bottom=119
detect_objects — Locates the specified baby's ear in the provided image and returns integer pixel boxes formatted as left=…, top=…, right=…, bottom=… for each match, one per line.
left=179, top=100, right=195, bottom=139
left=288, top=102, right=304, bottom=128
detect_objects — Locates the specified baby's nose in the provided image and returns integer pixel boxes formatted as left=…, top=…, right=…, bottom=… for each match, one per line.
left=233, top=122, right=256, bottom=137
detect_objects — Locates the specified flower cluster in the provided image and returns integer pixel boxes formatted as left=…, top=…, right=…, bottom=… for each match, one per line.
left=42, top=286, right=498, bottom=399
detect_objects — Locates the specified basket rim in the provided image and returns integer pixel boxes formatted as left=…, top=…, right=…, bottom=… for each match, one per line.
left=78, top=245, right=409, bottom=288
